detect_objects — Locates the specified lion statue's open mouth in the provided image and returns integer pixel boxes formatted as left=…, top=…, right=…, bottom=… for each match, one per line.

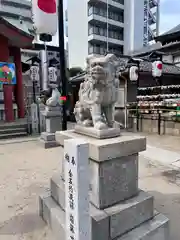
left=91, top=65, right=106, bottom=81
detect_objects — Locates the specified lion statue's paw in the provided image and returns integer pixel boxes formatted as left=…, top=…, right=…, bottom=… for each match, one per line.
left=83, top=119, right=93, bottom=127
left=94, top=121, right=108, bottom=130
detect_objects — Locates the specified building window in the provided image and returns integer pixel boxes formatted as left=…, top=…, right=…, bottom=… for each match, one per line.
left=88, top=6, right=124, bottom=23
left=88, top=44, right=106, bottom=55
left=88, top=24, right=123, bottom=41
left=88, top=6, right=93, bottom=16
left=108, top=11, right=124, bottom=22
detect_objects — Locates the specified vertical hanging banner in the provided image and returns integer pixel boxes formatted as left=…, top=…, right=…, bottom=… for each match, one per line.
left=32, top=0, right=58, bottom=35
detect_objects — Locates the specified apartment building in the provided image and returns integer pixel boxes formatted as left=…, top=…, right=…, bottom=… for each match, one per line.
left=66, top=0, right=160, bottom=68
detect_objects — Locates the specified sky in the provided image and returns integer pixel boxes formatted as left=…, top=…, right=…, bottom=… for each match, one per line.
left=160, top=0, right=180, bottom=34
left=34, top=0, right=180, bottom=46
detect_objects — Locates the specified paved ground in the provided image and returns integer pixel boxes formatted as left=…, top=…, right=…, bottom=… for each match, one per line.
left=142, top=133, right=180, bottom=153
left=0, top=133, right=180, bottom=239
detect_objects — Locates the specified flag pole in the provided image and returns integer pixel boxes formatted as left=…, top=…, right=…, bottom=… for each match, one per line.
left=58, top=0, right=67, bottom=130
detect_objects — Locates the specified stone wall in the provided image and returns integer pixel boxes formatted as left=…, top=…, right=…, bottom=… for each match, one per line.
left=129, top=114, right=180, bottom=136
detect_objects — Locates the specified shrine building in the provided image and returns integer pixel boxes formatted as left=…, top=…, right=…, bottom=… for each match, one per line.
left=0, top=0, right=34, bottom=122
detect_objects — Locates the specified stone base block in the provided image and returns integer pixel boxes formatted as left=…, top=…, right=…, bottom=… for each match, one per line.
left=46, top=116, right=61, bottom=133
left=90, top=153, right=139, bottom=209
left=105, top=191, right=154, bottom=238
left=51, top=175, right=65, bottom=210
left=43, top=106, right=61, bottom=117
left=40, top=192, right=110, bottom=240
left=41, top=132, right=56, bottom=141
left=52, top=151, right=138, bottom=210
left=39, top=139, right=60, bottom=149
left=55, top=130, right=146, bottom=162
left=40, top=192, right=168, bottom=240
left=119, top=213, right=169, bottom=240
left=40, top=132, right=60, bottom=149
left=74, top=125, right=120, bottom=139
left=50, top=176, right=153, bottom=238
left=39, top=192, right=65, bottom=240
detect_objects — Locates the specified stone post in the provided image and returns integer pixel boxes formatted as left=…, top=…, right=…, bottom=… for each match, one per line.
left=64, top=139, right=91, bottom=240
left=40, top=105, right=61, bottom=148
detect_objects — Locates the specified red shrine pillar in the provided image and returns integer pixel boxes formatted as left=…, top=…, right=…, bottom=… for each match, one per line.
left=0, top=35, right=14, bottom=122
left=11, top=47, right=25, bottom=118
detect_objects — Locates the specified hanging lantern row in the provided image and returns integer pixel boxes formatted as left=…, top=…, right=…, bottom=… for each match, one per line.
left=137, top=94, right=180, bottom=100
left=138, top=101, right=164, bottom=107
left=128, top=100, right=179, bottom=108
left=138, top=85, right=180, bottom=91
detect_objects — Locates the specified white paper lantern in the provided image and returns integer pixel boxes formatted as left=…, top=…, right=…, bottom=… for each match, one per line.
left=129, top=66, right=139, bottom=81
left=32, top=0, right=58, bottom=36
left=152, top=61, right=162, bottom=78
left=48, top=67, right=57, bottom=83
left=30, top=66, right=39, bottom=81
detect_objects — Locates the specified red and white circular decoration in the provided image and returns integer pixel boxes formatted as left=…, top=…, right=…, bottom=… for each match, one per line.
left=32, top=0, right=58, bottom=35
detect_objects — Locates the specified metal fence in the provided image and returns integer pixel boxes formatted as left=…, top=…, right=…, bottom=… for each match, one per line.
left=128, top=109, right=180, bottom=135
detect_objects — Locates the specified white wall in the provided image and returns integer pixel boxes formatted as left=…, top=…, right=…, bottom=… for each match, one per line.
left=163, top=55, right=173, bottom=63
left=174, top=55, right=180, bottom=67
left=67, top=0, right=88, bottom=69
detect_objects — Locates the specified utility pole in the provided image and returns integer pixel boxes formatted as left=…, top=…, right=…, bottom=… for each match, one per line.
left=58, top=0, right=67, bottom=130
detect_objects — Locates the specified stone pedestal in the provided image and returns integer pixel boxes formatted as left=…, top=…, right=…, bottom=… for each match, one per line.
left=40, top=106, right=61, bottom=149
left=39, top=129, right=169, bottom=239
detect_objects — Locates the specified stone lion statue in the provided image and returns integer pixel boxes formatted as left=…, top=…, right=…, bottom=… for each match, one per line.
left=40, top=84, right=61, bottom=107
left=74, top=54, right=119, bottom=130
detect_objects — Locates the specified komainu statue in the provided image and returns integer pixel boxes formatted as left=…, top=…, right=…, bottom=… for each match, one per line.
left=74, top=54, right=119, bottom=130
left=40, top=84, right=61, bottom=107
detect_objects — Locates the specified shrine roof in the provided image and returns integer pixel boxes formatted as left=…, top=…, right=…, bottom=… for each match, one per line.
left=0, top=16, right=34, bottom=48
left=0, top=0, right=34, bottom=47
left=0, top=0, right=34, bottom=37
left=155, top=24, right=180, bottom=44
left=118, top=57, right=180, bottom=75
left=70, top=57, right=180, bottom=83
left=3, top=16, right=34, bottom=38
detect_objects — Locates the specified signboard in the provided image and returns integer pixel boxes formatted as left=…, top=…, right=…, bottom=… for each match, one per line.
left=0, top=62, right=16, bottom=85
left=64, top=139, right=91, bottom=240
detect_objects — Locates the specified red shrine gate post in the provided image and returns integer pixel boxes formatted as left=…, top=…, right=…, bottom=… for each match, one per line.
left=11, top=47, right=25, bottom=119
left=0, top=35, right=14, bottom=122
